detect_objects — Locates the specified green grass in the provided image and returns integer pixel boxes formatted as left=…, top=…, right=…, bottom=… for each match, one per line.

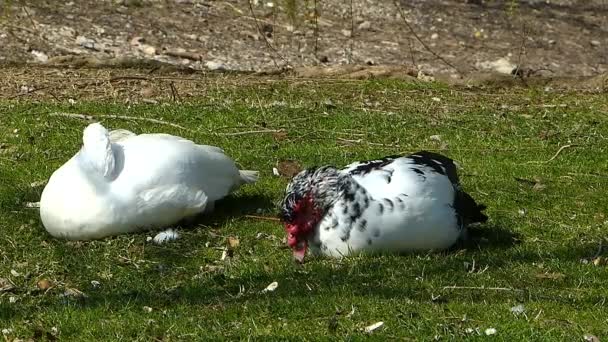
left=1, top=78, right=607, bottom=340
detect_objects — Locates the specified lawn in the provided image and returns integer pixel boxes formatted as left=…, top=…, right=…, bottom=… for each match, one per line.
left=1, top=71, right=607, bottom=340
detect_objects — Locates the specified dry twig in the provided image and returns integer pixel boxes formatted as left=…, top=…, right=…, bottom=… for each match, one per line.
left=245, top=215, right=281, bottom=222
left=392, top=0, right=460, bottom=74
left=442, top=285, right=524, bottom=292
left=527, top=144, right=576, bottom=164
left=215, top=129, right=283, bottom=136
left=49, top=112, right=192, bottom=131
left=247, top=0, right=288, bottom=69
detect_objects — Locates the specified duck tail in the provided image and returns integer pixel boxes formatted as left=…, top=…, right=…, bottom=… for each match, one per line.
left=238, top=170, right=259, bottom=184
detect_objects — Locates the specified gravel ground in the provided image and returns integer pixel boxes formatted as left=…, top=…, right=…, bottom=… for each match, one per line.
left=0, top=0, right=606, bottom=77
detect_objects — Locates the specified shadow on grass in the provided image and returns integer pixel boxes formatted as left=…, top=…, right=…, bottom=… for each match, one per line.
left=458, top=223, right=522, bottom=250
left=14, top=215, right=605, bottom=320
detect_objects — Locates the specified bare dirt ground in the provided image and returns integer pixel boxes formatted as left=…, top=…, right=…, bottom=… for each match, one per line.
left=0, top=0, right=606, bottom=79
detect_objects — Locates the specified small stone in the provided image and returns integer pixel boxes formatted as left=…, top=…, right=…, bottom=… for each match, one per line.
left=341, top=29, right=352, bottom=37
left=485, top=328, right=497, bottom=335
left=130, top=36, right=145, bottom=46
left=431, top=33, right=439, bottom=40
left=510, top=304, right=525, bottom=315
left=139, top=45, right=157, bottom=55
left=584, top=334, right=600, bottom=342
left=143, top=306, right=153, bottom=313
left=590, top=40, right=600, bottom=47
left=8, top=296, right=17, bottom=303
left=205, top=60, right=225, bottom=71
left=429, top=134, right=442, bottom=142
left=1, top=329, right=12, bottom=335
left=357, top=21, right=371, bottom=30
left=90, top=280, right=101, bottom=288
left=30, top=50, right=48, bottom=63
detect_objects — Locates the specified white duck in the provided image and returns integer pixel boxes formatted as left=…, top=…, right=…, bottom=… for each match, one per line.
left=279, top=151, right=487, bottom=262
left=40, top=122, right=258, bottom=240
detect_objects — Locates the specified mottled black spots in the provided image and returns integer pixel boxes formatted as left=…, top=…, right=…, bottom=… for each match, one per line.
left=321, top=243, right=328, bottom=251
left=330, top=217, right=339, bottom=230
left=342, top=203, right=349, bottom=215
left=352, top=202, right=361, bottom=218
left=411, top=167, right=424, bottom=175
left=409, top=151, right=460, bottom=185
left=372, top=229, right=381, bottom=237
left=367, top=238, right=373, bottom=245
left=377, top=202, right=384, bottom=215
left=383, top=198, right=394, bottom=211
left=363, top=196, right=370, bottom=209
left=357, top=218, right=367, bottom=232
left=343, top=190, right=356, bottom=202
left=382, top=169, right=394, bottom=184
left=340, top=228, right=351, bottom=242
left=396, top=195, right=406, bottom=210
left=410, top=167, right=427, bottom=181
left=349, top=155, right=401, bottom=176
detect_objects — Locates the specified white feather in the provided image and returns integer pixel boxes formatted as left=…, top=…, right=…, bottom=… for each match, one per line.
left=152, top=229, right=180, bottom=244
left=40, top=122, right=258, bottom=240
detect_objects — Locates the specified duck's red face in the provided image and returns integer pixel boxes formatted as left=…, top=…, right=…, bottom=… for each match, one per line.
left=282, top=194, right=323, bottom=263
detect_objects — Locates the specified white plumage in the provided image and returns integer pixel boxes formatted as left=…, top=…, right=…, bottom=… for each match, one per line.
left=40, top=122, right=258, bottom=240
left=280, top=151, right=487, bottom=262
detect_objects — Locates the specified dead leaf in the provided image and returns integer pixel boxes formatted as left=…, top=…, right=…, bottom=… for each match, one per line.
left=535, top=272, right=565, bottom=280
left=276, top=160, right=302, bottom=178
left=63, top=287, right=88, bottom=299
left=592, top=257, right=605, bottom=266
left=272, top=131, right=288, bottom=141
left=37, top=279, right=53, bottom=290
left=0, top=278, right=15, bottom=292
left=515, top=176, right=546, bottom=191
left=227, top=236, right=240, bottom=250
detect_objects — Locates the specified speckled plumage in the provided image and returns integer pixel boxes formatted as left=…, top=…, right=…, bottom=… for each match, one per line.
left=280, top=151, right=487, bottom=260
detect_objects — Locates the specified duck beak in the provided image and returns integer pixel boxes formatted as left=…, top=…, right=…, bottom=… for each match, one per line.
left=293, top=241, right=308, bottom=263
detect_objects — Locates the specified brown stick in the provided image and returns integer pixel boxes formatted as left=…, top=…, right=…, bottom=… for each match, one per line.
left=247, top=0, right=287, bottom=69
left=392, top=0, right=461, bottom=74
left=442, top=285, right=524, bottom=292
left=245, top=215, right=281, bottom=222
left=49, top=112, right=192, bottom=131
left=215, top=129, right=283, bottom=136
